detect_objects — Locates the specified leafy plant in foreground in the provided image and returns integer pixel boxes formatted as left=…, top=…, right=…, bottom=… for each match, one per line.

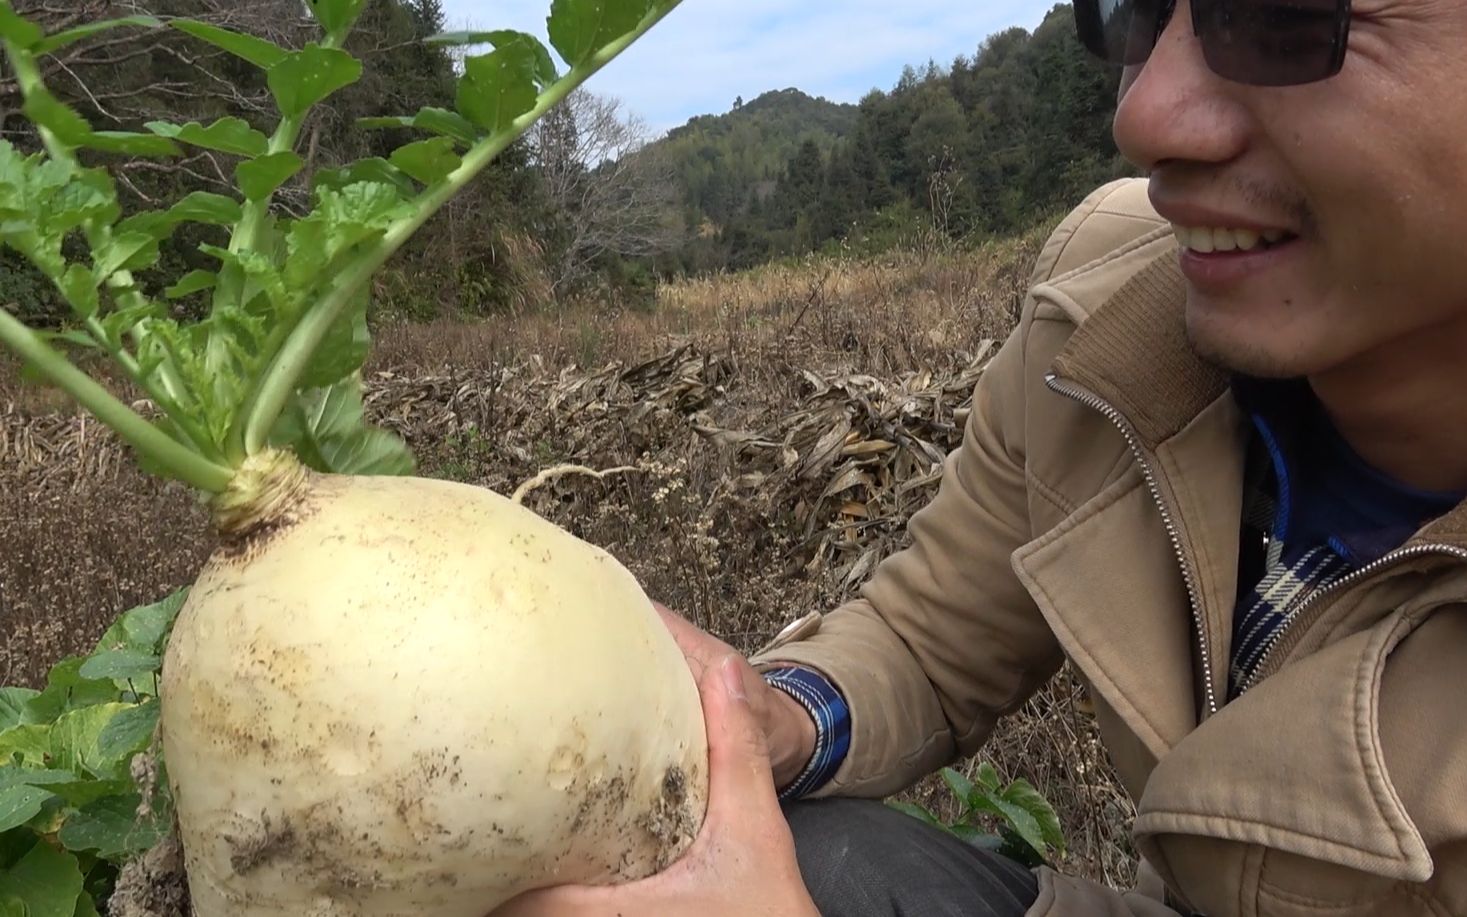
left=889, top=762, right=1067, bottom=869
left=0, top=0, right=684, bottom=912
left=0, top=590, right=185, bottom=914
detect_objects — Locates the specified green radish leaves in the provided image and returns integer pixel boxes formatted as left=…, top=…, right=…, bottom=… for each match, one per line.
left=237, top=151, right=305, bottom=202
left=269, top=45, right=363, bottom=118
left=169, top=20, right=288, bottom=70
left=34, top=16, right=162, bottom=56
left=0, top=0, right=683, bottom=494
left=389, top=137, right=462, bottom=186
left=457, top=46, right=541, bottom=132
left=306, top=0, right=369, bottom=36
left=272, top=376, right=415, bottom=476
left=146, top=118, right=269, bottom=158
left=548, top=0, right=655, bottom=67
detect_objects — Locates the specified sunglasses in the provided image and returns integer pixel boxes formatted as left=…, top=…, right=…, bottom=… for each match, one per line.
left=1074, top=0, right=1352, bottom=86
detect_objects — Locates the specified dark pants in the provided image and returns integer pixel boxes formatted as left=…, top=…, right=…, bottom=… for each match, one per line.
left=785, top=798, right=1040, bottom=917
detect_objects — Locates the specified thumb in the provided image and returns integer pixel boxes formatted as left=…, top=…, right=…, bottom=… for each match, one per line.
left=701, top=655, right=780, bottom=818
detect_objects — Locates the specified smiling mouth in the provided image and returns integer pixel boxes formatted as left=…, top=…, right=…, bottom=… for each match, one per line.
left=1171, top=225, right=1299, bottom=254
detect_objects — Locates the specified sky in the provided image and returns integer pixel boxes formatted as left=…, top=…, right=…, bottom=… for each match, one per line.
left=438, top=0, right=1062, bottom=136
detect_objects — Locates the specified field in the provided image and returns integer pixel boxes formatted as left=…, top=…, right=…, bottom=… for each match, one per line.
left=1, top=232, right=1139, bottom=902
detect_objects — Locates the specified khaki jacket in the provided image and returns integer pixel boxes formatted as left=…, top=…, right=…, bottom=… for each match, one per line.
left=752, top=178, right=1467, bottom=916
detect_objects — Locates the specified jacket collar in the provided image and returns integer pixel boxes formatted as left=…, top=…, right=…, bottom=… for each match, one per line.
left=1020, top=243, right=1462, bottom=883
left=1047, top=245, right=1467, bottom=552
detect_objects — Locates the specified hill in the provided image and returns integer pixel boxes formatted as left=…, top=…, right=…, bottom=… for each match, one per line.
left=653, top=88, right=859, bottom=237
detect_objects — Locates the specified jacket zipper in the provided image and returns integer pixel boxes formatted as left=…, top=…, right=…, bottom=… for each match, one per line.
left=1044, top=373, right=1220, bottom=716
left=1239, top=543, right=1467, bottom=693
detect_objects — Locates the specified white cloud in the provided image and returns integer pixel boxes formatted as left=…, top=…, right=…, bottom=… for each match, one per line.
left=438, top=0, right=1061, bottom=134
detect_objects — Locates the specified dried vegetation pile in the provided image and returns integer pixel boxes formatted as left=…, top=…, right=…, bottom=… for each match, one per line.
left=1, top=234, right=1139, bottom=889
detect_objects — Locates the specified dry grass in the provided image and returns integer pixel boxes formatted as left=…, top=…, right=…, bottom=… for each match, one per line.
left=0, top=225, right=1139, bottom=889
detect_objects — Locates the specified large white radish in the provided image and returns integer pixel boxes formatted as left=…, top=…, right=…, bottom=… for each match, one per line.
left=160, top=452, right=708, bottom=915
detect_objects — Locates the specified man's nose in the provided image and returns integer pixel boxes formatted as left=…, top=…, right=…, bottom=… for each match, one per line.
left=1111, top=0, right=1251, bottom=173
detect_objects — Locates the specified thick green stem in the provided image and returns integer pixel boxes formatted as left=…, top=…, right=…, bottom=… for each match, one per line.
left=0, top=308, right=233, bottom=492
left=227, top=33, right=345, bottom=259
left=238, top=1, right=684, bottom=454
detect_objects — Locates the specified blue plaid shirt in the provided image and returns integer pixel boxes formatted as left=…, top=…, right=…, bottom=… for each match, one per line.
left=766, top=377, right=1463, bottom=797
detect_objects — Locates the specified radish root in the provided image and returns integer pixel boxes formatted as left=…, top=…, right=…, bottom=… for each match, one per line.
left=512, top=464, right=641, bottom=505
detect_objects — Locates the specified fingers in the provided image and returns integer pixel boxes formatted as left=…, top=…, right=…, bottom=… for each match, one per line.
left=700, top=655, right=781, bottom=820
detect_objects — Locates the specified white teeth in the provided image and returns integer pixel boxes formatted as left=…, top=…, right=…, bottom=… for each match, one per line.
left=1172, top=225, right=1282, bottom=253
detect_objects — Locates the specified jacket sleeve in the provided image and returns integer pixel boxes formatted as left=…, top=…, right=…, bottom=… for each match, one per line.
left=748, top=179, right=1147, bottom=798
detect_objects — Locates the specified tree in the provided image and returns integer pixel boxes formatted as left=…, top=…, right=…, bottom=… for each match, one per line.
left=528, top=89, right=684, bottom=295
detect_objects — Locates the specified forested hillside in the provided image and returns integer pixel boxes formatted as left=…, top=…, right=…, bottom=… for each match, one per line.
left=655, top=3, right=1130, bottom=274
left=0, top=0, right=1127, bottom=317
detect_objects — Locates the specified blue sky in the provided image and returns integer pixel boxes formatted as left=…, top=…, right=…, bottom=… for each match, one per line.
left=439, top=0, right=1063, bottom=135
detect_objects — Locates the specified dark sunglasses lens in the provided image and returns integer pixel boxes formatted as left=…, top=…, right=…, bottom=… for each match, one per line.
left=1194, top=0, right=1347, bottom=85
left=1076, top=0, right=1168, bottom=65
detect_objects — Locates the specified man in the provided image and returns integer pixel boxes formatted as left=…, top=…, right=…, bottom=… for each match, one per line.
left=502, top=0, right=1467, bottom=912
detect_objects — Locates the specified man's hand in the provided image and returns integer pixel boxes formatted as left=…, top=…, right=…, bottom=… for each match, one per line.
left=652, top=602, right=818, bottom=788
left=492, top=655, right=820, bottom=917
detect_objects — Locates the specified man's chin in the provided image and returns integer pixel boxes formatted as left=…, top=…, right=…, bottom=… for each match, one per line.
left=1183, top=317, right=1309, bottom=380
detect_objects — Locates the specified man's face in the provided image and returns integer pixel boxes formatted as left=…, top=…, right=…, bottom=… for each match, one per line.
left=1111, top=0, right=1467, bottom=379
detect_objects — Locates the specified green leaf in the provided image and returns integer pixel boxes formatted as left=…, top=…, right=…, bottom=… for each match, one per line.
left=884, top=801, right=944, bottom=829
left=1000, top=779, right=1065, bottom=854
left=429, top=30, right=558, bottom=86
left=73, top=891, right=100, bottom=917
left=285, top=181, right=405, bottom=287
left=305, top=0, right=367, bottom=35
left=56, top=795, right=167, bottom=860
left=96, top=703, right=157, bottom=764
left=58, top=265, right=98, bottom=319
left=389, top=137, right=461, bottom=186
left=360, top=108, right=481, bottom=146
left=92, top=589, right=187, bottom=657
left=22, top=88, right=91, bottom=147
left=947, top=823, right=1002, bottom=849
left=81, top=132, right=179, bottom=158
left=968, top=793, right=1047, bottom=861
left=34, top=16, right=162, bottom=55
left=94, top=232, right=159, bottom=279
left=165, top=270, right=215, bottom=300
left=118, top=191, right=242, bottom=239
left=271, top=377, right=415, bottom=476
left=51, top=705, right=133, bottom=779
left=313, top=158, right=415, bottom=198
left=0, top=841, right=83, bottom=917
left=940, top=767, right=975, bottom=807
left=457, top=46, right=539, bottom=133
left=0, top=693, right=37, bottom=733
left=22, top=659, right=115, bottom=726
left=42, top=780, right=130, bottom=810
left=0, top=769, right=80, bottom=793
left=547, top=0, right=653, bottom=68
left=974, top=761, right=1000, bottom=792
left=0, top=7, right=43, bottom=49
left=145, top=118, right=269, bottom=158
left=236, top=151, right=304, bottom=202
left=0, top=727, right=49, bottom=768
left=170, top=20, right=288, bottom=70
left=76, top=653, right=157, bottom=684
left=0, top=786, right=53, bottom=834
left=298, top=290, right=369, bottom=389
left=0, top=893, right=22, bottom=917
left=268, top=45, right=363, bottom=119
